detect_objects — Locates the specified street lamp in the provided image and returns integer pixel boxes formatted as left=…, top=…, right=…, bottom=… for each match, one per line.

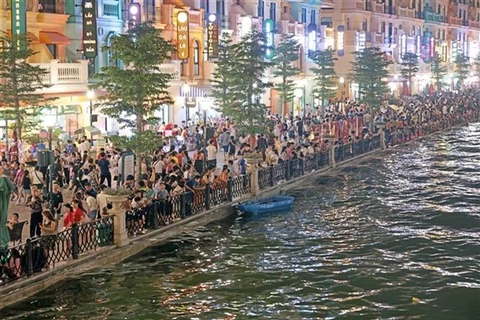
left=294, top=88, right=304, bottom=118
left=183, top=83, right=190, bottom=122
left=87, top=90, right=95, bottom=126
left=339, top=76, right=346, bottom=114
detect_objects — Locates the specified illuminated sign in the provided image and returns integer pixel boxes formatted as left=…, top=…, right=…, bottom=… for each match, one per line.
left=177, top=11, right=190, bottom=59
left=128, top=3, right=141, bottom=27
left=264, top=19, right=274, bottom=59
left=451, top=41, right=458, bottom=62
left=10, top=0, right=27, bottom=49
left=355, top=30, right=366, bottom=52
left=207, top=14, right=219, bottom=59
left=399, top=34, right=406, bottom=61
left=416, top=35, right=421, bottom=55
left=307, top=23, right=317, bottom=58
left=82, top=0, right=98, bottom=58
left=429, top=37, right=435, bottom=58
left=240, top=16, right=252, bottom=38
left=337, top=25, right=344, bottom=56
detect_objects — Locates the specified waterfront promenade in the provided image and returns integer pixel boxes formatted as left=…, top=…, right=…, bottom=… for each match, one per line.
left=0, top=111, right=475, bottom=309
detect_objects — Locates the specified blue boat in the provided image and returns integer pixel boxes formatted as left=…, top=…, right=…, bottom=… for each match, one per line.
left=236, top=196, right=295, bottom=214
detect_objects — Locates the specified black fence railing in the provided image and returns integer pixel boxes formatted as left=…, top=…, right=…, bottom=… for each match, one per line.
left=125, top=174, right=252, bottom=238
left=0, top=216, right=114, bottom=286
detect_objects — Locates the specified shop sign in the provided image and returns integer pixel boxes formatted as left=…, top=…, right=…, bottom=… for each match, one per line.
left=207, top=14, right=219, bottom=59
left=10, top=0, right=27, bottom=49
left=186, top=97, right=197, bottom=108
left=264, top=19, right=274, bottom=59
left=337, top=25, right=344, bottom=56
left=177, top=11, right=190, bottom=59
left=82, top=0, right=98, bottom=58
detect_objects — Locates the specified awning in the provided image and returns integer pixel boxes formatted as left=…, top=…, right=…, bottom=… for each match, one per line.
left=39, top=31, right=71, bottom=45
left=7, top=30, right=39, bottom=43
left=75, top=126, right=101, bottom=136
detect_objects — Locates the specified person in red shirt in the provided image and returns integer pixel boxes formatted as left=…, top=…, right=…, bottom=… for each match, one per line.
left=63, top=201, right=85, bottom=229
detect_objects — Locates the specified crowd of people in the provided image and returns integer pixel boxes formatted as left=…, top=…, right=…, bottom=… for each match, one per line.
left=2, top=88, right=479, bottom=245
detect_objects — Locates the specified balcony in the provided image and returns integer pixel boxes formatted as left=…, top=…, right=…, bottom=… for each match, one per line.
left=469, top=20, right=480, bottom=29
left=7, top=0, right=65, bottom=14
left=373, top=2, right=385, bottom=13
left=158, top=60, right=181, bottom=82
left=424, top=11, right=444, bottom=24
left=280, top=20, right=305, bottom=36
left=449, top=16, right=462, bottom=25
left=32, top=60, right=88, bottom=86
left=398, top=6, right=416, bottom=19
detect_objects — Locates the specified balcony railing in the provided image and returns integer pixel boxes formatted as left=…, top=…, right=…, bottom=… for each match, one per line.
left=398, top=6, right=415, bottom=19
left=7, top=0, right=66, bottom=14
left=449, top=16, right=462, bottom=25
left=30, top=60, right=88, bottom=85
left=424, top=11, right=444, bottom=23
left=158, top=60, right=181, bottom=81
left=469, top=20, right=480, bottom=29
left=280, top=20, right=304, bottom=36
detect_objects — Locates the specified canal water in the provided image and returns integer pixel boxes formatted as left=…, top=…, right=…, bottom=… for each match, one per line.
left=3, top=125, right=480, bottom=320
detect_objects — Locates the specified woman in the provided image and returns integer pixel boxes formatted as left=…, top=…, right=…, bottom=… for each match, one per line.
left=40, top=209, right=58, bottom=269
left=63, top=200, right=85, bottom=229
left=28, top=188, right=43, bottom=237
left=193, top=147, right=205, bottom=175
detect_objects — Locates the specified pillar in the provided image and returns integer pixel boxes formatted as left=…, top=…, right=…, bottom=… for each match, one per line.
left=250, top=169, right=260, bottom=196
left=108, top=196, right=129, bottom=247
left=329, top=146, right=336, bottom=168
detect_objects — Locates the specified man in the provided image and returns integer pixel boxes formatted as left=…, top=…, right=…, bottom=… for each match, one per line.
left=186, top=175, right=201, bottom=192
left=97, top=152, right=112, bottom=188
left=96, top=185, right=109, bottom=212
left=206, top=139, right=217, bottom=169
left=84, top=182, right=98, bottom=198
left=49, top=182, right=64, bottom=219
left=31, top=166, right=44, bottom=190
left=219, top=128, right=230, bottom=161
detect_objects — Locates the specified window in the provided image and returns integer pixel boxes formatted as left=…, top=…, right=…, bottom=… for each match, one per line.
left=193, top=41, right=200, bottom=76
left=437, top=4, right=440, bottom=14
left=283, top=6, right=287, bottom=14
left=412, top=26, right=415, bottom=35
left=381, top=21, right=386, bottom=33
left=346, top=18, right=350, bottom=30
left=258, top=0, right=264, bottom=17
left=144, top=0, right=156, bottom=21
left=106, top=32, right=121, bottom=68
left=39, top=0, right=56, bottom=13
left=362, top=19, right=368, bottom=31
left=442, top=30, right=445, bottom=40
left=301, top=8, right=307, bottom=23
left=411, top=0, right=416, bottom=9
left=46, top=44, right=57, bottom=58
left=310, top=10, right=316, bottom=25
left=270, top=2, right=276, bottom=21
left=235, top=0, right=240, bottom=5
left=181, top=59, right=188, bottom=76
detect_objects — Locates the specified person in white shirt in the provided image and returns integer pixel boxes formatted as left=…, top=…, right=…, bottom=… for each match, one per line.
left=153, top=156, right=165, bottom=181
left=31, top=166, right=44, bottom=189
left=206, top=140, right=217, bottom=168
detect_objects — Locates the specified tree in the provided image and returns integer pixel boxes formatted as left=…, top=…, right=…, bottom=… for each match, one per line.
left=350, top=47, right=391, bottom=129
left=213, top=28, right=272, bottom=145
left=454, top=53, right=470, bottom=87
left=91, top=23, right=173, bottom=183
left=210, top=33, right=236, bottom=115
left=271, top=34, right=300, bottom=118
left=310, top=49, right=337, bottom=118
left=400, top=52, right=419, bottom=92
left=430, top=54, right=447, bottom=92
left=0, top=32, right=53, bottom=139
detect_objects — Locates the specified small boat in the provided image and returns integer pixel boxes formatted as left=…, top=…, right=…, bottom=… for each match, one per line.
left=235, top=196, right=295, bottom=214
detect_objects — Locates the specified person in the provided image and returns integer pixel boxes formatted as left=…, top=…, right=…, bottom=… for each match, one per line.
left=28, top=188, right=44, bottom=237
left=96, top=185, right=109, bottom=213
left=85, top=191, right=98, bottom=220
left=84, top=182, right=98, bottom=198
left=63, top=200, right=85, bottom=229
left=40, top=209, right=58, bottom=269
left=219, top=128, right=230, bottom=161
left=6, top=213, right=19, bottom=230
left=97, top=152, right=112, bottom=188
left=31, top=166, right=44, bottom=190
left=49, top=183, right=64, bottom=219
left=20, top=170, right=31, bottom=205
left=206, top=140, right=217, bottom=168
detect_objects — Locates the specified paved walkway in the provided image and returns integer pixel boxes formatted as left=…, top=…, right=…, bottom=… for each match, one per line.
left=6, top=150, right=229, bottom=246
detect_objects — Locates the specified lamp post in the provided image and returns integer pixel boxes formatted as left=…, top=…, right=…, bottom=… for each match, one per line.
left=294, top=88, right=304, bottom=118
left=339, top=77, right=346, bottom=114
left=87, top=90, right=95, bottom=126
left=183, top=83, right=190, bottom=122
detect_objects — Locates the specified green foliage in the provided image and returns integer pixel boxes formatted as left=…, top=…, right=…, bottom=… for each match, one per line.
left=212, top=28, right=273, bottom=139
left=310, top=49, right=337, bottom=114
left=272, top=34, right=300, bottom=117
left=0, top=32, right=55, bottom=139
left=400, top=52, right=419, bottom=92
left=430, top=54, right=447, bottom=92
left=210, top=33, right=235, bottom=114
left=454, top=53, right=470, bottom=87
left=350, top=47, right=391, bottom=128
left=90, top=22, right=173, bottom=182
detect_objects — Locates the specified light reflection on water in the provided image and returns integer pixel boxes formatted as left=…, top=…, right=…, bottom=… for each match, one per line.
left=3, top=124, right=480, bottom=319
